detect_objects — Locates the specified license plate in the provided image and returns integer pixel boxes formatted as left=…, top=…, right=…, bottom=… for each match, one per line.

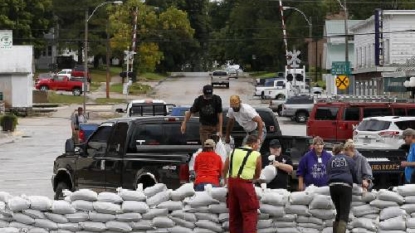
left=363, top=138, right=370, bottom=144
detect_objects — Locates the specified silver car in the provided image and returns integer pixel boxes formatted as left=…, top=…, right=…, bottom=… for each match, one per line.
left=210, top=70, right=230, bottom=88
left=281, top=95, right=314, bottom=123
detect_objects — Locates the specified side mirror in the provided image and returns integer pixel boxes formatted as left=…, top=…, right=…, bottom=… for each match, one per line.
left=65, top=138, right=75, bottom=153
left=115, top=108, right=125, bottom=113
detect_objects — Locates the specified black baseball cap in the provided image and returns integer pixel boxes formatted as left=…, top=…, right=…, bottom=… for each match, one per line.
left=203, top=85, right=213, bottom=96
left=269, top=139, right=281, bottom=148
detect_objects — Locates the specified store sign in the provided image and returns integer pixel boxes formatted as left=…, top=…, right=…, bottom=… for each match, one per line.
left=0, top=30, right=13, bottom=49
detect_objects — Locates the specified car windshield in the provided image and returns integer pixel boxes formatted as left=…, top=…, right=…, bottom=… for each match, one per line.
left=130, top=104, right=167, bottom=116
left=285, top=97, right=313, bottom=104
left=212, top=71, right=227, bottom=76
left=357, top=119, right=391, bottom=131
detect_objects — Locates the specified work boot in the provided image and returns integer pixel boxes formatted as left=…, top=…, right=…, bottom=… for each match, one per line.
left=336, top=220, right=347, bottom=233
left=332, top=221, right=338, bottom=233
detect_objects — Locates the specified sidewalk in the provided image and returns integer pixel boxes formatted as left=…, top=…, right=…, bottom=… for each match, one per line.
left=0, top=130, right=23, bottom=146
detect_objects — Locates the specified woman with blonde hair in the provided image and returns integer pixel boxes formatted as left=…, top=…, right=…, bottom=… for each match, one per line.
left=344, top=139, right=374, bottom=191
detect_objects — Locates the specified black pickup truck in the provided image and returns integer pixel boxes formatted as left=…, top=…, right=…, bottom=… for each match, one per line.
left=52, top=116, right=201, bottom=199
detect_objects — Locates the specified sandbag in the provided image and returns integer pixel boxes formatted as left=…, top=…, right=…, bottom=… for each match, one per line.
left=129, top=220, right=155, bottom=230
left=274, top=227, right=301, bottom=233
left=65, top=212, right=89, bottom=223
left=12, top=213, right=35, bottom=225
left=290, top=192, right=313, bottom=205
left=27, top=196, right=53, bottom=211
left=121, top=200, right=149, bottom=213
left=170, top=183, right=195, bottom=201
left=194, top=212, right=220, bottom=223
left=351, top=201, right=367, bottom=207
left=79, top=221, right=107, bottom=232
left=274, top=214, right=296, bottom=222
left=378, top=189, right=404, bottom=204
left=0, top=227, right=20, bottom=233
left=378, top=215, right=406, bottom=231
left=273, top=221, right=296, bottom=228
left=0, top=192, right=12, bottom=203
left=370, top=199, right=399, bottom=208
left=195, top=219, right=223, bottom=233
left=51, top=201, right=76, bottom=215
left=396, top=184, right=415, bottom=196
left=309, top=208, right=336, bottom=220
left=218, top=213, right=229, bottom=222
left=400, top=204, right=415, bottom=214
left=215, top=138, right=228, bottom=163
left=379, top=206, right=406, bottom=220
left=106, top=220, right=133, bottom=232
left=22, top=209, right=45, bottom=219
left=193, top=227, right=217, bottom=233
left=169, top=216, right=196, bottom=229
left=297, top=222, right=323, bottom=230
left=117, top=188, right=146, bottom=202
left=144, top=183, right=167, bottom=199
left=71, top=200, right=94, bottom=212
left=97, top=192, right=123, bottom=204
left=352, top=204, right=380, bottom=217
left=261, top=192, right=287, bottom=206
left=207, top=187, right=227, bottom=202
left=170, top=210, right=197, bottom=222
left=9, top=221, right=32, bottom=229
left=156, top=200, right=183, bottom=211
left=88, top=212, right=116, bottom=222
left=260, top=165, right=277, bottom=183
left=34, top=218, right=58, bottom=230
left=309, top=195, right=334, bottom=209
left=184, top=191, right=220, bottom=208
left=7, top=196, right=30, bottom=212
left=141, top=208, right=168, bottom=220
left=152, top=216, right=175, bottom=228
left=208, top=203, right=228, bottom=214
left=296, top=216, right=323, bottom=225
left=146, top=191, right=170, bottom=208
left=350, top=217, right=377, bottom=231
left=257, top=219, right=273, bottom=229
left=285, top=204, right=310, bottom=216
left=259, top=204, right=285, bottom=217
left=26, top=228, right=49, bottom=233
left=115, top=212, right=142, bottom=222
left=92, top=201, right=121, bottom=214
left=69, top=189, right=98, bottom=202
left=44, top=212, right=69, bottom=224
left=0, top=219, right=9, bottom=227
left=407, top=217, right=415, bottom=228
left=169, top=225, right=194, bottom=233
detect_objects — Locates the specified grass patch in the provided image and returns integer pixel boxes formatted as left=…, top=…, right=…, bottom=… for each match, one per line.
left=89, top=82, right=101, bottom=92
left=139, top=73, right=167, bottom=81
left=47, top=92, right=85, bottom=104
left=110, top=83, right=152, bottom=95
left=249, top=72, right=278, bottom=78
left=95, top=98, right=127, bottom=104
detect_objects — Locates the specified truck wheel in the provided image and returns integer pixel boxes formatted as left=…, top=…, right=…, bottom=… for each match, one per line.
left=226, top=83, right=229, bottom=88
left=72, top=88, right=82, bottom=96
left=54, top=182, right=69, bottom=200
left=261, top=92, right=265, bottom=99
left=40, top=86, right=49, bottom=91
left=295, top=111, right=308, bottom=123
left=275, top=94, right=285, bottom=100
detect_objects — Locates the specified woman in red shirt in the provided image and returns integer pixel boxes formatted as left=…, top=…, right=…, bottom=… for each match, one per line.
left=194, top=139, right=224, bottom=191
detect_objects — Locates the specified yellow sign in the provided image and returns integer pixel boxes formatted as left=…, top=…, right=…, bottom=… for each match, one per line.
left=336, top=75, right=349, bottom=90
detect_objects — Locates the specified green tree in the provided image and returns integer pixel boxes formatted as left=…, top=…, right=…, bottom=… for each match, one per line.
left=0, top=0, right=54, bottom=58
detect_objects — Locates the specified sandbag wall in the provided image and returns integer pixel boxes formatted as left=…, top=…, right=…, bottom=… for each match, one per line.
left=1, top=183, right=415, bottom=233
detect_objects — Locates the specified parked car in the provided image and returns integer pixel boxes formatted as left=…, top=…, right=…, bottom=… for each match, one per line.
left=269, top=99, right=286, bottom=116
left=307, top=99, right=415, bottom=142
left=116, top=99, right=175, bottom=117
left=35, top=73, right=55, bottom=85
left=282, top=95, right=315, bottom=123
left=225, top=67, right=238, bottom=79
left=35, top=75, right=84, bottom=96
left=255, top=78, right=285, bottom=98
left=56, top=69, right=91, bottom=83
left=353, top=116, right=415, bottom=149
left=210, top=70, right=230, bottom=88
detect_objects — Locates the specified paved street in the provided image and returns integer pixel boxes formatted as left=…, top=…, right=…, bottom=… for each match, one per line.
left=0, top=76, right=305, bottom=198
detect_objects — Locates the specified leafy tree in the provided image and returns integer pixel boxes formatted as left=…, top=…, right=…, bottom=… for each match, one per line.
left=0, top=0, right=54, bottom=58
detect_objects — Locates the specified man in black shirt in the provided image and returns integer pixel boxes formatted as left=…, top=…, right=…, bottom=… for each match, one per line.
left=181, top=85, right=223, bottom=143
left=264, top=139, right=293, bottom=189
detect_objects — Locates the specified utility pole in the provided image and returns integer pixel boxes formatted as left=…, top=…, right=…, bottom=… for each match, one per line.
left=344, top=0, right=349, bottom=65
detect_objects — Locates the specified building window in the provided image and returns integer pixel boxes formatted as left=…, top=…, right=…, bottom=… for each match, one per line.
left=47, top=46, right=52, bottom=56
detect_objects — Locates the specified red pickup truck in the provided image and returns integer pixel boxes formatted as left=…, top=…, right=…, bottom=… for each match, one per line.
left=35, top=76, right=84, bottom=96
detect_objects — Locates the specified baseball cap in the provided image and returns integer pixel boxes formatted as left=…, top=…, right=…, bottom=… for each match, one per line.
left=230, top=95, right=241, bottom=107
left=203, top=85, right=213, bottom=96
left=269, top=139, right=281, bottom=148
left=402, top=128, right=415, bottom=137
left=204, top=139, right=216, bottom=148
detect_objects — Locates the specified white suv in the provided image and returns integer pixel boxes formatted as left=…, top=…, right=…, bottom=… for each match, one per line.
left=353, top=116, right=415, bottom=149
left=210, top=70, right=230, bottom=88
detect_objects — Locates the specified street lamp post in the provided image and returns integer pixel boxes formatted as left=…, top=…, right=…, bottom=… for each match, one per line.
left=84, top=1, right=122, bottom=111
left=336, top=0, right=349, bottom=65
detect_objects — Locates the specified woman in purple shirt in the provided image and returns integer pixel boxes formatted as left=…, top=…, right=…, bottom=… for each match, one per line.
left=297, top=136, right=332, bottom=191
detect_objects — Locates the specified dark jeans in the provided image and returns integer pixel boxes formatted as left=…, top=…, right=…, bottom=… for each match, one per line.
left=330, top=184, right=352, bottom=222
left=194, top=183, right=218, bottom=191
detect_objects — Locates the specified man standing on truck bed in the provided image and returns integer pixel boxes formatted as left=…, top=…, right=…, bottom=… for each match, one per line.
left=71, top=107, right=87, bottom=143
left=181, top=85, right=223, bottom=144
left=225, top=95, right=266, bottom=149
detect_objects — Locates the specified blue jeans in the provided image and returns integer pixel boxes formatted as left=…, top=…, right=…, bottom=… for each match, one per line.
left=194, top=183, right=218, bottom=191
